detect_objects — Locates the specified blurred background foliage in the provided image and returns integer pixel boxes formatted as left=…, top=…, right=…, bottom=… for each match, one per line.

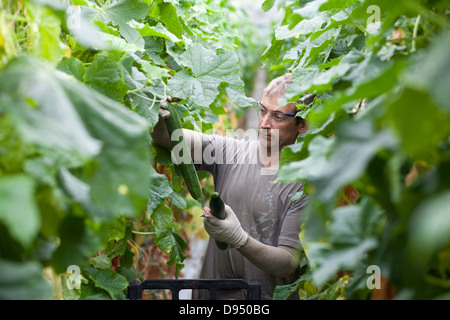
left=267, top=0, right=450, bottom=300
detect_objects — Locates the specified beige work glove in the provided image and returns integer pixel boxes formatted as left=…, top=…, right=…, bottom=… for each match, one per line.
left=203, top=205, right=248, bottom=248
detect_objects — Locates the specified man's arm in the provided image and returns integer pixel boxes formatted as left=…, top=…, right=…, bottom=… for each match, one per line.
left=203, top=206, right=300, bottom=278
left=237, top=237, right=299, bottom=278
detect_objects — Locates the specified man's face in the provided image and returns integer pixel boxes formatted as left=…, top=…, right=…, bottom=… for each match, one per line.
left=258, top=93, right=308, bottom=152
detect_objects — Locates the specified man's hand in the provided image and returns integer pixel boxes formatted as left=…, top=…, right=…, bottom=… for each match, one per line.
left=159, top=100, right=170, bottom=119
left=159, top=96, right=181, bottom=119
left=203, top=205, right=248, bottom=248
left=203, top=204, right=299, bottom=277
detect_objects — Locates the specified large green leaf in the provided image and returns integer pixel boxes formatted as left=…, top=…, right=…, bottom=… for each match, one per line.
left=121, top=56, right=166, bottom=129
left=92, top=0, right=150, bottom=48
left=278, top=118, right=396, bottom=203
left=280, top=107, right=348, bottom=168
left=57, top=57, right=85, bottom=82
left=292, top=0, right=329, bottom=19
left=51, top=216, right=100, bottom=273
left=408, top=191, right=450, bottom=266
left=153, top=1, right=184, bottom=39
left=133, top=21, right=181, bottom=43
left=84, top=52, right=129, bottom=102
left=147, top=167, right=186, bottom=215
left=308, top=238, right=377, bottom=286
left=275, top=13, right=328, bottom=40
left=62, top=83, right=151, bottom=218
left=168, top=43, right=254, bottom=107
left=288, top=28, right=341, bottom=76
left=311, top=49, right=364, bottom=91
left=0, top=175, right=40, bottom=248
left=261, top=0, right=276, bottom=12
left=0, top=62, right=101, bottom=163
left=0, top=260, right=52, bottom=300
left=261, top=37, right=284, bottom=68
left=151, top=203, right=187, bottom=277
left=402, top=31, right=450, bottom=115
left=25, top=2, right=64, bottom=64
left=386, top=88, right=450, bottom=160
left=306, top=199, right=381, bottom=286
left=84, top=267, right=129, bottom=299
left=67, top=4, right=143, bottom=52
left=0, top=56, right=151, bottom=219
left=328, top=200, right=382, bottom=246
left=269, top=0, right=450, bottom=300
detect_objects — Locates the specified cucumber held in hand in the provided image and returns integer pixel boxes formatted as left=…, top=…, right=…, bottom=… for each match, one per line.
left=209, top=192, right=228, bottom=250
left=162, top=101, right=203, bottom=201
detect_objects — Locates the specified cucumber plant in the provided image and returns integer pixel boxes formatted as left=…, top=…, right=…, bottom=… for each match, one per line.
left=162, top=101, right=203, bottom=202
left=265, top=0, right=450, bottom=300
left=2, top=0, right=448, bottom=301
left=0, top=0, right=261, bottom=299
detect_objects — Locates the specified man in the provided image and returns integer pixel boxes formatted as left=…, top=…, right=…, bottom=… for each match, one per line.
left=153, top=73, right=310, bottom=299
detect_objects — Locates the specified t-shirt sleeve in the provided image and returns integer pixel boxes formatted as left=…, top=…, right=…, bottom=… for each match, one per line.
left=277, top=193, right=308, bottom=248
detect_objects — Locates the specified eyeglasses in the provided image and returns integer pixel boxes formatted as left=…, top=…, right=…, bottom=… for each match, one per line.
left=257, top=101, right=297, bottom=123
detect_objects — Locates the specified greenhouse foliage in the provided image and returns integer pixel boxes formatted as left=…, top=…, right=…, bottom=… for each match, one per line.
left=0, top=0, right=449, bottom=300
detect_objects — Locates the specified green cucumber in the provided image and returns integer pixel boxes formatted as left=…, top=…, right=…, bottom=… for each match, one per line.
left=209, top=192, right=228, bottom=250
left=163, top=101, right=203, bottom=201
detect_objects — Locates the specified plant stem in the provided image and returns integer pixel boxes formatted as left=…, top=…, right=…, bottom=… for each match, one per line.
left=411, top=15, right=421, bottom=53
left=127, top=85, right=146, bottom=94
left=132, top=230, right=156, bottom=235
left=339, top=190, right=353, bottom=205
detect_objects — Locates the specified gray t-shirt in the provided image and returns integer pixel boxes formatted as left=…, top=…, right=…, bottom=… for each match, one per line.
left=193, top=133, right=307, bottom=300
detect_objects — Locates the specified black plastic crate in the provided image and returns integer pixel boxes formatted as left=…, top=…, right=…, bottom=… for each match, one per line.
left=127, top=279, right=261, bottom=300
